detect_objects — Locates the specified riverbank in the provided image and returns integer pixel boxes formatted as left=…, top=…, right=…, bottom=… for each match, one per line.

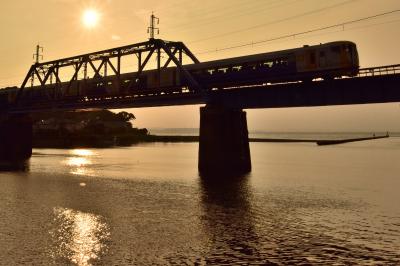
left=32, top=134, right=198, bottom=148
left=32, top=134, right=391, bottom=148
left=316, top=135, right=389, bottom=145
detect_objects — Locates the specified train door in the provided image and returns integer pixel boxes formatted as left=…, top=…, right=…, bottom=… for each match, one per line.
left=308, top=50, right=317, bottom=70
left=298, top=49, right=317, bottom=72
left=295, top=51, right=306, bottom=72
left=295, top=49, right=318, bottom=73
left=319, top=50, right=326, bottom=69
left=330, top=45, right=342, bottom=68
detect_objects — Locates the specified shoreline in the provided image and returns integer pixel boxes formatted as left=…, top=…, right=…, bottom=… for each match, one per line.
left=32, top=134, right=391, bottom=148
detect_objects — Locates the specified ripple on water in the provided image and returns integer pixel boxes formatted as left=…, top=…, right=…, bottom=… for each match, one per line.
left=49, top=207, right=110, bottom=266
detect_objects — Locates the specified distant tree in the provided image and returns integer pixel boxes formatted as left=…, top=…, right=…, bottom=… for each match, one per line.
left=137, top=128, right=148, bottom=135
left=90, top=110, right=117, bottom=121
left=116, top=111, right=136, bottom=122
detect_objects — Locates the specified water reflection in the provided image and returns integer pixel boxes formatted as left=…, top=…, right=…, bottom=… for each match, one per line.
left=71, top=168, right=95, bottom=176
left=70, top=149, right=95, bottom=157
left=50, top=207, right=110, bottom=266
left=199, top=174, right=269, bottom=264
left=64, top=149, right=94, bottom=176
left=67, top=157, right=90, bottom=167
left=0, top=160, right=30, bottom=172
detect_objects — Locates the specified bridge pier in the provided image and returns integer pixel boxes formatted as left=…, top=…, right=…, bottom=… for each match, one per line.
left=0, top=114, right=32, bottom=170
left=198, top=105, right=251, bottom=175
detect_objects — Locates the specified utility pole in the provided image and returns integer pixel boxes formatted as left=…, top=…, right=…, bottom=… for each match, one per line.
left=33, top=44, right=43, bottom=64
left=31, top=44, right=44, bottom=86
left=147, top=12, right=159, bottom=40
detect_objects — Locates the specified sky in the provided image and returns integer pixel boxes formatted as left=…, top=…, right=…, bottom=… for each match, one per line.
left=0, top=0, right=400, bottom=132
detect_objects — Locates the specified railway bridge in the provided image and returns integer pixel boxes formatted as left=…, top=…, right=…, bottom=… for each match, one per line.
left=1, top=38, right=400, bottom=173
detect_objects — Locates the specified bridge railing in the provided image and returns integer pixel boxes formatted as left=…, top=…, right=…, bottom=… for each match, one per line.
left=357, top=64, right=400, bottom=77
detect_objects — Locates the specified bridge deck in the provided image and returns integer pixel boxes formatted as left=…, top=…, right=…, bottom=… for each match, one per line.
left=7, top=71, right=400, bottom=113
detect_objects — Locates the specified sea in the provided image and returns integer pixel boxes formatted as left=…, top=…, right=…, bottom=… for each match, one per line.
left=149, top=128, right=400, bottom=139
left=0, top=131, right=399, bottom=265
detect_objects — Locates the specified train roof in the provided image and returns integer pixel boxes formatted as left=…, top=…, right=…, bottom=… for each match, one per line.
left=186, top=41, right=356, bottom=70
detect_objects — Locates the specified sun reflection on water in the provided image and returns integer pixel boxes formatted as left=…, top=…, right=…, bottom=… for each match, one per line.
left=70, top=149, right=95, bottom=157
left=64, top=149, right=95, bottom=176
left=51, top=207, right=110, bottom=266
left=67, top=157, right=90, bottom=167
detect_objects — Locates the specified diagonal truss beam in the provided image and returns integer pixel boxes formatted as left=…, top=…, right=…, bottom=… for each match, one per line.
left=126, top=49, right=155, bottom=89
left=163, top=47, right=178, bottom=68
left=157, top=40, right=201, bottom=91
left=15, top=39, right=203, bottom=105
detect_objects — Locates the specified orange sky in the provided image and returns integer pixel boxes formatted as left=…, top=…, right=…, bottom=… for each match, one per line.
left=1, top=0, right=400, bottom=131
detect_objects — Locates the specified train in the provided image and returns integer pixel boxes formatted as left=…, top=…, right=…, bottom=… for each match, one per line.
left=1, top=40, right=359, bottom=106
left=185, top=40, right=359, bottom=85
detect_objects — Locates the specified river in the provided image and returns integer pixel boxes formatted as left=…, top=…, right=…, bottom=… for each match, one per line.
left=0, top=137, right=399, bottom=265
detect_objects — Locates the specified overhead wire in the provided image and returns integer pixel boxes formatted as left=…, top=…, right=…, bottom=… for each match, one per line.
left=162, top=0, right=284, bottom=31
left=6, top=0, right=347, bottom=66
left=195, top=9, right=400, bottom=55
left=188, top=0, right=358, bottom=44
left=2, top=2, right=399, bottom=87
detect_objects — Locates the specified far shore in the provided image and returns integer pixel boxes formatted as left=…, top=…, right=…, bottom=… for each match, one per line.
left=32, top=134, right=391, bottom=148
left=144, top=136, right=319, bottom=143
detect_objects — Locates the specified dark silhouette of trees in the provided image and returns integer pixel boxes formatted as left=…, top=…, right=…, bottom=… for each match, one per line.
left=116, top=111, right=136, bottom=122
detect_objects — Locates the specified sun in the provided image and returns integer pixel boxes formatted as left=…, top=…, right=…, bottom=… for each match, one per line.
left=82, top=9, right=100, bottom=28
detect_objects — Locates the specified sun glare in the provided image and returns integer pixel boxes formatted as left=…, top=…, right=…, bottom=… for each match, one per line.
left=82, top=9, right=100, bottom=28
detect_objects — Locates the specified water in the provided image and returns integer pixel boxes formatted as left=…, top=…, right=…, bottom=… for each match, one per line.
left=1, top=137, right=400, bottom=265
left=149, top=128, right=400, bottom=139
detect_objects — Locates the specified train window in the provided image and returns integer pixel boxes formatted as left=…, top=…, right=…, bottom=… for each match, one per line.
left=217, top=68, right=226, bottom=74
left=263, top=62, right=273, bottom=67
left=331, top=46, right=341, bottom=53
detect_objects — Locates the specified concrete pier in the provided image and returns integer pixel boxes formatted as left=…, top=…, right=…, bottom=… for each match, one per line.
left=0, top=114, right=32, bottom=170
left=198, top=105, right=251, bottom=174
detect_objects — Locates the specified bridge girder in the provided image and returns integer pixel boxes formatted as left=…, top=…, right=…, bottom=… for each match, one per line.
left=7, top=73, right=400, bottom=114
left=16, top=39, right=201, bottom=104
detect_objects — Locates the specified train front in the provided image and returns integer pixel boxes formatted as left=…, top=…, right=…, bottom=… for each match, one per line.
left=347, top=41, right=359, bottom=75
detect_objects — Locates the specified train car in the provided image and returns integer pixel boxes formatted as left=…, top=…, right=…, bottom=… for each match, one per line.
left=183, top=41, right=359, bottom=88
left=295, top=41, right=359, bottom=77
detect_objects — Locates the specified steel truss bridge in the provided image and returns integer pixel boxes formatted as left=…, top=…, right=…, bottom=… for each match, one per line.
left=2, top=38, right=400, bottom=113
left=1, top=38, right=400, bottom=174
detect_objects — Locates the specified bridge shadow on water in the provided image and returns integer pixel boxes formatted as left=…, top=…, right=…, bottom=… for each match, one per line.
left=0, top=160, right=30, bottom=172
left=198, top=173, right=276, bottom=265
